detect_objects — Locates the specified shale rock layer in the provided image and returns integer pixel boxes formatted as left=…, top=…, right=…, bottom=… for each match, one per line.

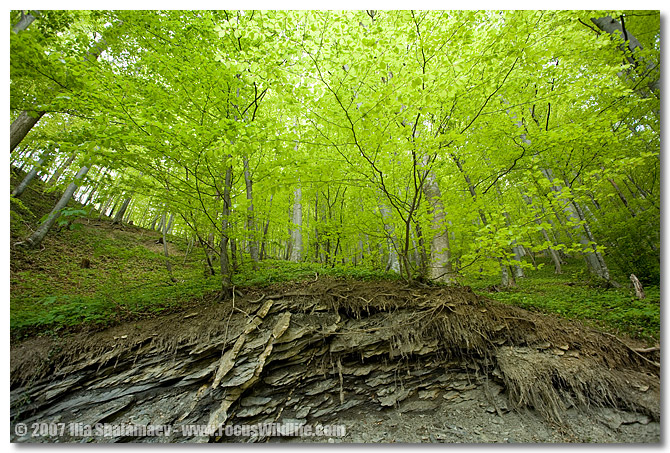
left=10, top=279, right=660, bottom=442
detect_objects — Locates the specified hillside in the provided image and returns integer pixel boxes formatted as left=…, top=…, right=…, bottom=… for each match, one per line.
left=9, top=10, right=660, bottom=443
left=9, top=170, right=661, bottom=443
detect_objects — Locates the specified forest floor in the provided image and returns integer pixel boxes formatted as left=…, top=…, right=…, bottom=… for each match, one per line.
left=9, top=170, right=661, bottom=443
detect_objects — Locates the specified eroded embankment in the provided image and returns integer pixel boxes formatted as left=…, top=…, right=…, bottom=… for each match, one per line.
left=10, top=279, right=660, bottom=443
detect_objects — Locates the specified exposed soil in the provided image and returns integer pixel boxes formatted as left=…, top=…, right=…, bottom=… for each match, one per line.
left=10, top=278, right=660, bottom=443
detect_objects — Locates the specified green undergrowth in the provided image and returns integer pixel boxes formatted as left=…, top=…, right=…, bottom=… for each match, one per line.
left=10, top=171, right=658, bottom=343
left=465, top=261, right=660, bottom=343
left=10, top=203, right=398, bottom=340
left=10, top=222, right=220, bottom=340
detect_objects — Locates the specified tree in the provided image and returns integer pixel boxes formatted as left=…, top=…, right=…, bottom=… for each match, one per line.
left=9, top=10, right=659, bottom=288
left=23, top=163, right=91, bottom=248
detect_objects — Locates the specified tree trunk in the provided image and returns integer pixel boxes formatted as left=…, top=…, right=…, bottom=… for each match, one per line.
left=112, top=197, right=132, bottom=224
left=379, top=202, right=400, bottom=273
left=161, top=212, right=177, bottom=283
left=107, top=196, right=120, bottom=219
left=12, top=10, right=40, bottom=33
left=24, top=165, right=90, bottom=248
left=123, top=199, right=135, bottom=223
left=421, top=167, right=455, bottom=283
left=415, top=223, right=429, bottom=277
left=608, top=177, right=637, bottom=217
left=590, top=16, right=660, bottom=97
left=150, top=213, right=160, bottom=231
left=243, top=157, right=259, bottom=263
left=165, top=213, right=175, bottom=235
left=260, top=195, right=273, bottom=260
left=219, top=164, right=233, bottom=297
left=11, top=149, right=50, bottom=197
left=47, top=151, right=77, bottom=187
left=289, top=186, right=303, bottom=262
left=82, top=168, right=107, bottom=206
left=198, top=235, right=216, bottom=276
left=541, top=168, right=611, bottom=281
left=10, top=111, right=46, bottom=154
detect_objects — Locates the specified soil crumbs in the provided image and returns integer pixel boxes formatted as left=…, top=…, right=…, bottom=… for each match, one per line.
left=10, top=278, right=660, bottom=443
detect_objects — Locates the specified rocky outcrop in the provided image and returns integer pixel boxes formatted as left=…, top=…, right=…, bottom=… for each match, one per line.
left=10, top=280, right=660, bottom=443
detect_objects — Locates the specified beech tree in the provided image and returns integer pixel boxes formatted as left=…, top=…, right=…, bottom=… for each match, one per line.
left=10, top=10, right=660, bottom=289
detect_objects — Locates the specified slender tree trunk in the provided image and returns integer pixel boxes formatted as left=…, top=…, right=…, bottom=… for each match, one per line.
left=314, top=191, right=320, bottom=262
left=415, top=223, right=429, bottom=277
left=289, top=186, right=303, bottom=262
left=150, top=213, right=160, bottom=230
left=24, top=165, right=90, bottom=248
left=590, top=16, right=660, bottom=98
left=219, top=164, right=233, bottom=297
left=608, top=177, right=637, bottom=217
left=12, top=10, right=40, bottom=33
left=10, top=111, right=46, bottom=153
left=161, top=212, right=177, bottom=283
left=243, top=156, right=259, bottom=263
left=541, top=168, right=611, bottom=281
left=11, top=149, right=50, bottom=197
left=260, top=195, right=273, bottom=260
left=107, top=196, right=120, bottom=219
left=379, top=202, right=400, bottom=273
left=421, top=167, right=455, bottom=283
left=47, top=151, right=77, bottom=187
left=112, top=197, right=132, bottom=224
left=97, top=196, right=113, bottom=220
left=198, top=235, right=216, bottom=276
left=123, top=199, right=135, bottom=223
left=165, top=213, right=175, bottom=234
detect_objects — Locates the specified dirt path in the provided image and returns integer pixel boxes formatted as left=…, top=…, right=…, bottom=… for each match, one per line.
left=10, top=279, right=660, bottom=443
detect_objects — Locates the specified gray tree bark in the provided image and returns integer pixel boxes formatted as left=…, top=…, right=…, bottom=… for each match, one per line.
left=379, top=202, right=400, bottom=273
left=10, top=111, right=46, bottom=153
left=112, top=197, right=132, bottom=224
left=12, top=10, right=40, bottom=33
left=541, top=168, right=611, bottom=281
left=47, top=151, right=77, bottom=187
left=220, top=165, right=234, bottom=297
left=259, top=194, right=273, bottom=260
left=289, top=186, right=303, bottom=262
left=590, top=16, right=660, bottom=96
left=421, top=167, right=455, bottom=283
left=165, top=213, right=175, bottom=235
left=162, top=212, right=177, bottom=283
left=11, top=149, right=50, bottom=197
left=243, top=157, right=259, bottom=262
left=24, top=164, right=90, bottom=248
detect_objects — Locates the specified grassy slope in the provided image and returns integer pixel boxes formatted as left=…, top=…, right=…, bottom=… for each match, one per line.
left=463, top=264, right=660, bottom=342
left=9, top=170, right=660, bottom=343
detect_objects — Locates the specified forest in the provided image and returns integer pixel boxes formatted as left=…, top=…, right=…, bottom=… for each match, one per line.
left=9, top=10, right=661, bottom=444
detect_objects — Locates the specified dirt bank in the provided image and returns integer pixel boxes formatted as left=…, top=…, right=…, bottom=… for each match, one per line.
left=10, top=278, right=660, bottom=443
